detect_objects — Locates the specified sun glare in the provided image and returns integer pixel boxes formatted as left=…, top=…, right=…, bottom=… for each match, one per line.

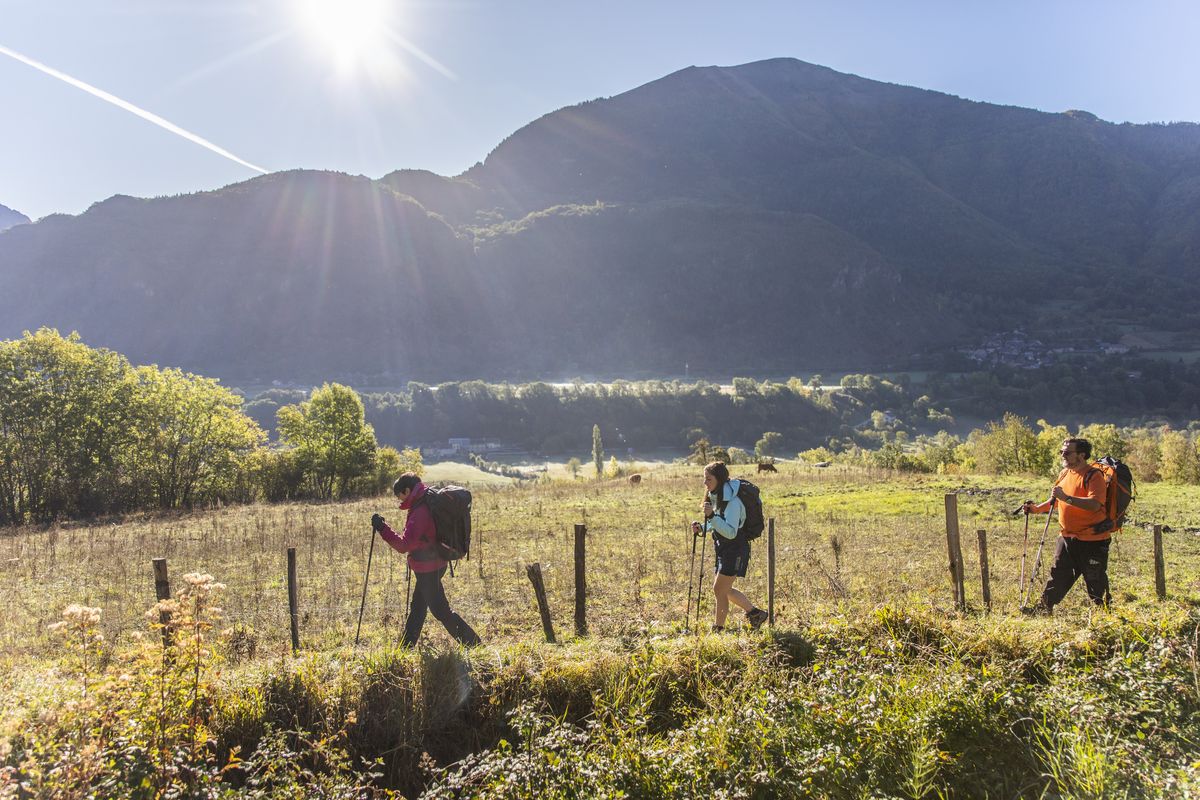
left=299, top=0, right=392, bottom=72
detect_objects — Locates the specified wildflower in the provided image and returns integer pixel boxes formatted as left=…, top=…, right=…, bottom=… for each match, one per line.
left=145, top=599, right=179, bottom=620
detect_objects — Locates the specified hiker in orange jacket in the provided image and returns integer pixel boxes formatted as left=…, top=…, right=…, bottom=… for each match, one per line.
left=1021, top=437, right=1111, bottom=613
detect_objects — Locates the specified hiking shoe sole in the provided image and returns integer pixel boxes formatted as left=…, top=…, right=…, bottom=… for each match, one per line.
left=746, top=609, right=769, bottom=630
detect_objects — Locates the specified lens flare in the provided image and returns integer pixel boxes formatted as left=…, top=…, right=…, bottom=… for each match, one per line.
left=299, top=0, right=391, bottom=72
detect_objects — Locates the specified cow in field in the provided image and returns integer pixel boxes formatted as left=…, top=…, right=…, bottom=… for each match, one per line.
left=756, top=462, right=778, bottom=473
left=628, top=473, right=643, bottom=486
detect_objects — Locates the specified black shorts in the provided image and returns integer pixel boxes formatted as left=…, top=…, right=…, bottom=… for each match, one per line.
left=714, top=543, right=750, bottom=578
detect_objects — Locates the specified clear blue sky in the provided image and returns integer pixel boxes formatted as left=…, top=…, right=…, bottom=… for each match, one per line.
left=2, top=0, right=1198, bottom=220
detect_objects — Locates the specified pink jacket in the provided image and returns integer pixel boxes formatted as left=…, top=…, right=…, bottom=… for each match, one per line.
left=378, top=482, right=447, bottom=573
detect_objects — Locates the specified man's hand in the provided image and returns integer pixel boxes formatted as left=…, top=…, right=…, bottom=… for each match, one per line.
left=371, top=513, right=386, bottom=533
left=1051, top=486, right=1068, bottom=503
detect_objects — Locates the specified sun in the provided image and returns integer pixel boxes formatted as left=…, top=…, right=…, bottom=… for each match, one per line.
left=298, top=0, right=393, bottom=72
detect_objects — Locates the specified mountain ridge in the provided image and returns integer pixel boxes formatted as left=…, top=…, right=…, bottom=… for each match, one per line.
left=2, top=58, right=1199, bottom=382
left=0, top=203, right=30, bottom=232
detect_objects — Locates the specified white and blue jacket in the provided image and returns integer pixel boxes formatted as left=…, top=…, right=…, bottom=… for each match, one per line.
left=707, top=479, right=746, bottom=545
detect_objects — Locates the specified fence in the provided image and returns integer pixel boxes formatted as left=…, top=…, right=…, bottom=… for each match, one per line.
left=0, top=491, right=1185, bottom=659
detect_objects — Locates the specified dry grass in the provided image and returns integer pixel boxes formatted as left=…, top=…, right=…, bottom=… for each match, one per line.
left=2, top=463, right=1198, bottom=667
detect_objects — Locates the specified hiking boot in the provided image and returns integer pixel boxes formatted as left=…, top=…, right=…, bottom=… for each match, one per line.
left=710, top=624, right=725, bottom=634
left=746, top=608, right=769, bottom=631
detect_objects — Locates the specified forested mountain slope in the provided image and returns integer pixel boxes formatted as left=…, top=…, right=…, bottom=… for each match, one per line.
left=3, top=58, right=1199, bottom=381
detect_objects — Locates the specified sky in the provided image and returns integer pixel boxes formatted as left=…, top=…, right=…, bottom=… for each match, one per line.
left=2, top=0, right=1199, bottom=221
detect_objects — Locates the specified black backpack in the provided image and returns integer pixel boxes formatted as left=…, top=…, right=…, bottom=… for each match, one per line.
left=418, top=485, right=472, bottom=563
left=719, top=479, right=764, bottom=542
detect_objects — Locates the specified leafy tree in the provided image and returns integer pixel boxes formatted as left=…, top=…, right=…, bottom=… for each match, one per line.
left=592, top=424, right=604, bottom=478
left=126, top=367, right=265, bottom=509
left=798, top=446, right=835, bottom=464
left=689, top=437, right=711, bottom=465
left=732, top=377, right=759, bottom=397
left=566, top=457, right=581, bottom=479
left=605, top=455, right=621, bottom=479
left=1125, top=430, right=1162, bottom=482
left=1077, top=423, right=1128, bottom=461
left=969, top=413, right=1042, bottom=476
left=1033, top=420, right=1070, bottom=478
left=0, top=329, right=135, bottom=522
left=353, top=446, right=422, bottom=496
left=914, top=432, right=963, bottom=473
left=277, top=384, right=378, bottom=499
left=726, top=446, right=751, bottom=464
left=755, top=431, right=783, bottom=459
left=1159, top=431, right=1200, bottom=484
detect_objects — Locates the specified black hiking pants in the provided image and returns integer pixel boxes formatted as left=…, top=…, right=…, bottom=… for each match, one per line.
left=402, top=566, right=482, bottom=647
left=1041, top=536, right=1111, bottom=609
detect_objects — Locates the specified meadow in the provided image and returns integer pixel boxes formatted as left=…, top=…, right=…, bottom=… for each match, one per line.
left=2, top=463, right=1198, bottom=797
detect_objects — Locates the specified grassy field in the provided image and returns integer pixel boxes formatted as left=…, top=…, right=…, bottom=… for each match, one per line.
left=2, top=463, right=1198, bottom=797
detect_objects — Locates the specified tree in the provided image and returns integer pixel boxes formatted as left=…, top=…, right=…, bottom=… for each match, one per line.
left=126, top=367, right=265, bottom=509
left=0, top=329, right=135, bottom=522
left=727, top=447, right=751, bottom=464
left=1159, top=431, right=1200, bottom=484
left=566, top=457, right=581, bottom=479
left=689, top=437, right=711, bottom=465
left=605, top=455, right=621, bottom=479
left=1077, top=423, right=1128, bottom=461
left=732, top=377, right=759, bottom=397
left=277, top=384, right=378, bottom=499
left=352, top=446, right=423, bottom=496
left=969, top=413, right=1042, bottom=476
left=1125, top=430, right=1161, bottom=482
left=755, top=431, right=783, bottom=459
left=592, top=424, right=604, bottom=478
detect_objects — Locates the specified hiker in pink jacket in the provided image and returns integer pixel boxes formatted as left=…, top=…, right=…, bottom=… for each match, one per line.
left=371, top=472, right=481, bottom=647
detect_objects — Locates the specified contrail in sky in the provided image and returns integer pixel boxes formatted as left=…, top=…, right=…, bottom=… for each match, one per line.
left=0, top=43, right=268, bottom=174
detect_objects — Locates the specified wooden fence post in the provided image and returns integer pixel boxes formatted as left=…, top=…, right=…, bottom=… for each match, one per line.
left=152, top=557, right=172, bottom=648
left=287, top=547, right=300, bottom=653
left=1153, top=525, right=1166, bottom=600
left=976, top=529, right=991, bottom=611
left=944, top=494, right=966, bottom=611
left=767, top=517, right=776, bottom=627
left=526, top=563, right=556, bottom=643
left=574, top=524, right=587, bottom=637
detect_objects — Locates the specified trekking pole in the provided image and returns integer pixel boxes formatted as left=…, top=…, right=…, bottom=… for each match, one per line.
left=1019, top=510, right=1030, bottom=598
left=355, top=526, right=377, bottom=647
left=1023, top=500, right=1056, bottom=610
left=685, top=523, right=699, bottom=631
left=695, top=520, right=708, bottom=635
left=404, top=564, right=412, bottom=620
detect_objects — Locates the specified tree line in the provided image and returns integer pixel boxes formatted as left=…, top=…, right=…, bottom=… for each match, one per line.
left=246, top=374, right=928, bottom=456
left=0, top=330, right=417, bottom=525
left=803, top=412, right=1200, bottom=484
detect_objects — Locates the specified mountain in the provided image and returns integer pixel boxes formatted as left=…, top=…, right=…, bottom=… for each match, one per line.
left=0, top=204, right=30, bottom=232
left=2, top=58, right=1200, bottom=382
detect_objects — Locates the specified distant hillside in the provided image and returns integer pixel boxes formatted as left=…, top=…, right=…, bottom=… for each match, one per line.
left=3, top=58, right=1200, bottom=382
left=0, top=203, right=30, bottom=232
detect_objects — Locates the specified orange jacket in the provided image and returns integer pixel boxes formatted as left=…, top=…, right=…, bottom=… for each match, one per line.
left=1030, top=468, right=1109, bottom=541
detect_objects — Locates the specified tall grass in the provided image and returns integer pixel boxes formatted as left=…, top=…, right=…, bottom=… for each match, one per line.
left=2, top=464, right=1199, bottom=796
